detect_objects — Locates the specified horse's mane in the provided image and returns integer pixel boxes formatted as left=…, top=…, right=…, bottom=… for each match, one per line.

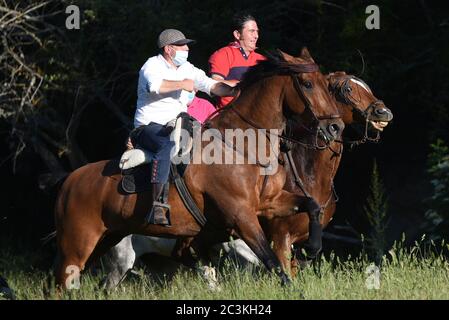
left=239, top=50, right=311, bottom=90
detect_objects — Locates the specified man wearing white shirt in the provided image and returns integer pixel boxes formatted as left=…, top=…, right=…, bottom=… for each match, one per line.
left=131, top=29, right=236, bottom=226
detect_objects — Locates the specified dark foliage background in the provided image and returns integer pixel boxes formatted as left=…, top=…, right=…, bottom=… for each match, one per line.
left=1, top=0, right=448, bottom=263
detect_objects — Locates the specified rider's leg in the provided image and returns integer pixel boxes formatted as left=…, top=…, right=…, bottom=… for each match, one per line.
left=133, top=122, right=173, bottom=226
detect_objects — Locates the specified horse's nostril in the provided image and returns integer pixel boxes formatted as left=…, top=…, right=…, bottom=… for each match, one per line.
left=330, top=124, right=340, bottom=134
left=375, top=107, right=393, bottom=120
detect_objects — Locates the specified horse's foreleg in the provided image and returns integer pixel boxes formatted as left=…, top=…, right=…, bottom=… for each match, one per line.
left=270, top=231, right=293, bottom=276
left=301, top=197, right=322, bottom=259
left=266, top=193, right=322, bottom=259
left=234, top=212, right=291, bottom=286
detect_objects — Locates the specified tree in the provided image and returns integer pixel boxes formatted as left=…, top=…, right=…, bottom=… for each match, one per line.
left=1, top=1, right=64, bottom=171
left=423, top=139, right=449, bottom=242
left=364, top=159, right=389, bottom=264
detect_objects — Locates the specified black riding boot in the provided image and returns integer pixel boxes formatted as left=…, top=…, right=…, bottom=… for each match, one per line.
left=145, top=183, right=171, bottom=226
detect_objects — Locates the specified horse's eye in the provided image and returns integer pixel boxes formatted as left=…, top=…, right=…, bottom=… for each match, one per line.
left=346, top=86, right=352, bottom=92
left=304, top=81, right=313, bottom=89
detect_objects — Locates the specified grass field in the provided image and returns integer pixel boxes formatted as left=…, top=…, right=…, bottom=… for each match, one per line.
left=1, top=240, right=449, bottom=300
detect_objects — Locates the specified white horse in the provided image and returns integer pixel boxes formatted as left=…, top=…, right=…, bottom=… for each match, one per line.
left=101, top=235, right=261, bottom=290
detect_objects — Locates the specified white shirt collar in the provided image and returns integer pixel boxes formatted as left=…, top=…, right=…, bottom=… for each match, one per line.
left=158, top=54, right=177, bottom=70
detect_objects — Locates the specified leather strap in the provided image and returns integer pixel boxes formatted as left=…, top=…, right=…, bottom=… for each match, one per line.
left=170, top=164, right=207, bottom=227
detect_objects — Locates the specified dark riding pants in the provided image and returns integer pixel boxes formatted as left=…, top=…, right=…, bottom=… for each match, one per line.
left=131, top=122, right=174, bottom=184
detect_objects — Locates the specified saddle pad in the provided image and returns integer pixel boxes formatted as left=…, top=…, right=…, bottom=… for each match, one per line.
left=121, top=166, right=152, bottom=194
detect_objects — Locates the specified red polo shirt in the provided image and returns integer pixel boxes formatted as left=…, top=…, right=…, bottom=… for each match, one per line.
left=209, top=41, right=265, bottom=108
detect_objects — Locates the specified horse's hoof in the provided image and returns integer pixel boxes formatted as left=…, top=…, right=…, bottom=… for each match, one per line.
left=298, top=258, right=313, bottom=270
left=280, top=274, right=292, bottom=286
left=0, top=287, right=15, bottom=300
left=0, top=277, right=15, bottom=300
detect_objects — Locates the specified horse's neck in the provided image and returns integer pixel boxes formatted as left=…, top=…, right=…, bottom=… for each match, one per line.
left=214, top=78, right=285, bottom=130
left=289, top=142, right=341, bottom=203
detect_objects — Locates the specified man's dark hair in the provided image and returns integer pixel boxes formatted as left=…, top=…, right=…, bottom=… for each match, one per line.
left=232, top=13, right=256, bottom=32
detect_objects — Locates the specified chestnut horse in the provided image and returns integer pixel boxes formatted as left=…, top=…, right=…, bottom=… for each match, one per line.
left=53, top=48, right=344, bottom=288
left=262, top=71, right=393, bottom=275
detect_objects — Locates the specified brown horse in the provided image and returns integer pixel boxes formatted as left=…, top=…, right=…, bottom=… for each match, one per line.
left=53, top=48, right=344, bottom=288
left=260, top=71, right=394, bottom=275
left=99, top=70, right=394, bottom=288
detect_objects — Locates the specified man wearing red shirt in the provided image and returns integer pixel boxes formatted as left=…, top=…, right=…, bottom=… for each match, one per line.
left=209, top=13, right=265, bottom=108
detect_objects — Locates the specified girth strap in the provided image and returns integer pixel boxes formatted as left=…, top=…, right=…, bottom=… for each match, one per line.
left=170, top=164, right=207, bottom=227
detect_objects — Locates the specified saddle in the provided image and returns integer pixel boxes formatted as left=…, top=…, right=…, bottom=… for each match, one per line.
left=120, top=112, right=196, bottom=193
left=118, top=113, right=207, bottom=227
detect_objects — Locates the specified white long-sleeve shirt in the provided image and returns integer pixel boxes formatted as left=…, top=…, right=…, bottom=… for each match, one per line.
left=134, top=54, right=218, bottom=127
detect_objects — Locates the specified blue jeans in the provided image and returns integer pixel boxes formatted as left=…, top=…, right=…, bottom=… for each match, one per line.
left=132, top=122, right=174, bottom=184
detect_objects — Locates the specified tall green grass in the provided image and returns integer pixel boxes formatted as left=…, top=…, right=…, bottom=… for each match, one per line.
left=1, top=239, right=449, bottom=300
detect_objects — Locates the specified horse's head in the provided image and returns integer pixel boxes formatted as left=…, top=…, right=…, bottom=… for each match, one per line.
left=279, top=48, right=345, bottom=145
left=327, top=71, right=393, bottom=140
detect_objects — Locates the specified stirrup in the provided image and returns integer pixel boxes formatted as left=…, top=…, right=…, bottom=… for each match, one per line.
left=145, top=201, right=171, bottom=226
left=152, top=201, right=171, bottom=209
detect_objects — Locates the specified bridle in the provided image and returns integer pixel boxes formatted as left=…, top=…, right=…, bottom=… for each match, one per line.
left=346, top=101, right=383, bottom=146
left=229, top=62, right=342, bottom=151
left=330, top=76, right=384, bottom=147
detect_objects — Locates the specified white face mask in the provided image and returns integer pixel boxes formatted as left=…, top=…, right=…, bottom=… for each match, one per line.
left=172, top=50, right=188, bottom=66
left=180, top=90, right=195, bottom=106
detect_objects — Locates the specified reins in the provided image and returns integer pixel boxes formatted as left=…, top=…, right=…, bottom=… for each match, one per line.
left=226, top=64, right=342, bottom=152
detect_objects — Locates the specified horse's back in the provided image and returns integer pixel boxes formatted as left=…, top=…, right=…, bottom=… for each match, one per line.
left=60, top=159, right=116, bottom=191
left=56, top=158, right=122, bottom=220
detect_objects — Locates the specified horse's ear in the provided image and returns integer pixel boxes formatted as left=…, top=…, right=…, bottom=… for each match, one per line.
left=326, top=73, right=336, bottom=87
left=299, top=47, right=315, bottom=62
left=278, top=50, right=295, bottom=63
left=327, top=71, right=346, bottom=80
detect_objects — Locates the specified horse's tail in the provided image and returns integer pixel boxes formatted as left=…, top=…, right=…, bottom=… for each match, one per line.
left=38, top=171, right=69, bottom=195
left=38, top=172, right=68, bottom=248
